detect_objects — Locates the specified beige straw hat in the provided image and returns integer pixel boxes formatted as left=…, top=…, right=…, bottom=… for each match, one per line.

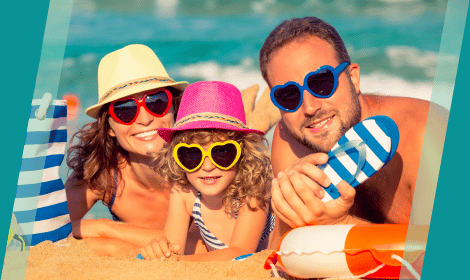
left=85, top=44, right=189, bottom=119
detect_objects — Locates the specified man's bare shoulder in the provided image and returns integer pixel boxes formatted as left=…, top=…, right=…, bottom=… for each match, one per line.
left=364, top=94, right=430, bottom=125
left=364, top=95, right=432, bottom=163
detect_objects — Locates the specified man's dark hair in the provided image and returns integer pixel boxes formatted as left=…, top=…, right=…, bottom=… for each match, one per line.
left=259, top=17, right=351, bottom=87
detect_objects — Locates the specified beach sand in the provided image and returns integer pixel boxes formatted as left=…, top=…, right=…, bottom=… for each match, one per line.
left=3, top=238, right=412, bottom=280
left=3, top=238, right=280, bottom=280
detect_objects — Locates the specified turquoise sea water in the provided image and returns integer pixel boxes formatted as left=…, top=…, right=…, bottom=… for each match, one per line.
left=53, top=0, right=448, bottom=219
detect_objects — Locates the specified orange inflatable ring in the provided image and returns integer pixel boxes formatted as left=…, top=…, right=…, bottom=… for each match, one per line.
left=264, top=224, right=426, bottom=279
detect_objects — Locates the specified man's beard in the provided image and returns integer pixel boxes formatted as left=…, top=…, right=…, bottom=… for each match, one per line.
left=287, top=86, right=362, bottom=154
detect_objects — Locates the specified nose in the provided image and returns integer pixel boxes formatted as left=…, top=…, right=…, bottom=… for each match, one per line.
left=134, top=107, right=154, bottom=126
left=201, top=155, right=216, bottom=172
left=300, top=90, right=322, bottom=116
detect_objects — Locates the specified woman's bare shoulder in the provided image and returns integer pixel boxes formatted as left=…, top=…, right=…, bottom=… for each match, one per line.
left=64, top=171, right=103, bottom=200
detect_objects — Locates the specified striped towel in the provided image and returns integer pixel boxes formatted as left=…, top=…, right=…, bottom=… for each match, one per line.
left=320, top=115, right=399, bottom=202
left=12, top=99, right=72, bottom=246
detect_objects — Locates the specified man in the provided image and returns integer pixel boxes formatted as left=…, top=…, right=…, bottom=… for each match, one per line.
left=259, top=17, right=447, bottom=235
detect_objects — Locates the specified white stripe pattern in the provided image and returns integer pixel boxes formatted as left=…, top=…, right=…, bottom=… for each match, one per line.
left=320, top=116, right=396, bottom=202
left=22, top=142, right=66, bottom=158
left=27, top=117, right=67, bottom=132
left=13, top=99, right=71, bottom=246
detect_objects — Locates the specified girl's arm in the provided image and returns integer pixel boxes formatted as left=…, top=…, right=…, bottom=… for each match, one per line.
left=141, top=185, right=192, bottom=259
left=181, top=199, right=269, bottom=262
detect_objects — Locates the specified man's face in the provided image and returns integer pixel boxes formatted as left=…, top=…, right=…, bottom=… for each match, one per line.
left=267, top=36, right=362, bottom=153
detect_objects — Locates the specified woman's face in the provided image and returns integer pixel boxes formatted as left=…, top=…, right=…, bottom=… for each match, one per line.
left=108, top=89, right=176, bottom=158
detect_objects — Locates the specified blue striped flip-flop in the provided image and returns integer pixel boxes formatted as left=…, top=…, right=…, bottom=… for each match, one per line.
left=319, top=115, right=399, bottom=202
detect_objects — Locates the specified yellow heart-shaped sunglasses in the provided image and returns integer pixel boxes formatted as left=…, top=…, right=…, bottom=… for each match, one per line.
left=173, top=140, right=241, bottom=172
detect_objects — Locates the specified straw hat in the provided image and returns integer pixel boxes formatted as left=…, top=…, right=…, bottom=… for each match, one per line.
left=158, top=81, right=264, bottom=143
left=85, top=44, right=189, bottom=119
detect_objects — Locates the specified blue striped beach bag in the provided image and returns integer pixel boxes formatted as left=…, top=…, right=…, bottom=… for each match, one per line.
left=11, top=94, right=72, bottom=247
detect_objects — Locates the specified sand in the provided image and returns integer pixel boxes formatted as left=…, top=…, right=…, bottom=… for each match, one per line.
left=3, top=238, right=414, bottom=280
left=2, top=238, right=282, bottom=280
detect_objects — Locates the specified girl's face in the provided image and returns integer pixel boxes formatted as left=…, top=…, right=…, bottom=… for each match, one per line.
left=108, top=90, right=176, bottom=158
left=185, top=141, right=238, bottom=198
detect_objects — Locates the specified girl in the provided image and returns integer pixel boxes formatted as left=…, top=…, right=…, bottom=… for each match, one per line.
left=141, top=81, right=275, bottom=261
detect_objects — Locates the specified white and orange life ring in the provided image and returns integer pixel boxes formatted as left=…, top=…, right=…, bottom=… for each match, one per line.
left=265, top=224, right=426, bottom=279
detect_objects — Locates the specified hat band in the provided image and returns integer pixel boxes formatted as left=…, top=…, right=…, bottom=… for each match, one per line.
left=174, top=113, right=250, bottom=129
left=99, top=76, right=176, bottom=103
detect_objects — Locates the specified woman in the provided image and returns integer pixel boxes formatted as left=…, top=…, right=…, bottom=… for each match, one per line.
left=65, top=44, right=279, bottom=256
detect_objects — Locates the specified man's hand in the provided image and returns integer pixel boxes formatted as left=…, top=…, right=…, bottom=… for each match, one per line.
left=241, top=84, right=281, bottom=133
left=270, top=153, right=356, bottom=228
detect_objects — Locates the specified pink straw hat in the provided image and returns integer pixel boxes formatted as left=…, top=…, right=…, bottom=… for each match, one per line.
left=158, top=81, right=263, bottom=143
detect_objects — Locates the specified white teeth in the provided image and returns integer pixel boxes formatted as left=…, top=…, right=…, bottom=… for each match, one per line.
left=134, top=130, right=157, bottom=138
left=311, top=117, right=331, bottom=128
left=202, top=177, right=218, bottom=183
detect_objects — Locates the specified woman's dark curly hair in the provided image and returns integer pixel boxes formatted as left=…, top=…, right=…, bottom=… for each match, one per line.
left=66, top=87, right=182, bottom=204
left=154, top=129, right=273, bottom=214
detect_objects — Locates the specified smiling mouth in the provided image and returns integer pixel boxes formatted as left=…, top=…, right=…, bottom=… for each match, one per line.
left=200, top=176, right=221, bottom=183
left=307, top=116, right=334, bottom=132
left=134, top=130, right=158, bottom=138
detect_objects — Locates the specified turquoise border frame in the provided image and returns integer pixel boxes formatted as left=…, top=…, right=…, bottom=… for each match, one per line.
left=421, top=0, right=470, bottom=279
left=403, top=1, right=469, bottom=278
left=1, top=0, right=73, bottom=278
left=1, top=0, right=468, bottom=279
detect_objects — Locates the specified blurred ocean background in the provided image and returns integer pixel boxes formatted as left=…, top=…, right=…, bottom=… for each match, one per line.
left=54, top=0, right=447, bottom=219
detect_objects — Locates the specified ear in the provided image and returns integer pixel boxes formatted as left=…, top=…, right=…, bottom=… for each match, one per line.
left=348, top=63, right=360, bottom=95
left=108, top=118, right=116, bottom=137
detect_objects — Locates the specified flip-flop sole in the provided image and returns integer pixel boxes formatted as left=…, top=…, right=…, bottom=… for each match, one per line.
left=319, top=115, right=399, bottom=202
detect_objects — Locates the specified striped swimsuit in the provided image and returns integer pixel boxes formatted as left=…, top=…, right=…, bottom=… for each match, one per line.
left=192, top=192, right=275, bottom=251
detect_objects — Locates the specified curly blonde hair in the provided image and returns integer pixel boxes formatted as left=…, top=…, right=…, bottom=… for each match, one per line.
left=154, top=129, right=273, bottom=214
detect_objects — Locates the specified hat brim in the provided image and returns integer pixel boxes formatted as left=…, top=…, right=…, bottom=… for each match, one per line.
left=85, top=80, right=189, bottom=119
left=157, top=120, right=264, bottom=143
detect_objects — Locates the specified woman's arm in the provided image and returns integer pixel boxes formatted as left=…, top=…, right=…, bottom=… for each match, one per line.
left=65, top=173, right=163, bottom=254
left=241, top=84, right=281, bottom=133
left=181, top=199, right=269, bottom=262
left=65, top=174, right=139, bottom=256
left=65, top=173, right=100, bottom=231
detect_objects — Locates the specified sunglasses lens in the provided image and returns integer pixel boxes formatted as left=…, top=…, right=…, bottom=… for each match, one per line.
left=306, top=69, right=335, bottom=97
left=273, top=84, right=302, bottom=111
left=145, top=91, right=170, bottom=116
left=177, top=147, right=203, bottom=170
left=211, top=143, right=238, bottom=168
left=112, top=100, right=138, bottom=124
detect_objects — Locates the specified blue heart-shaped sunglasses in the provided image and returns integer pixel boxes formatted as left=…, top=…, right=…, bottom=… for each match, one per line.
left=270, top=62, right=349, bottom=112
